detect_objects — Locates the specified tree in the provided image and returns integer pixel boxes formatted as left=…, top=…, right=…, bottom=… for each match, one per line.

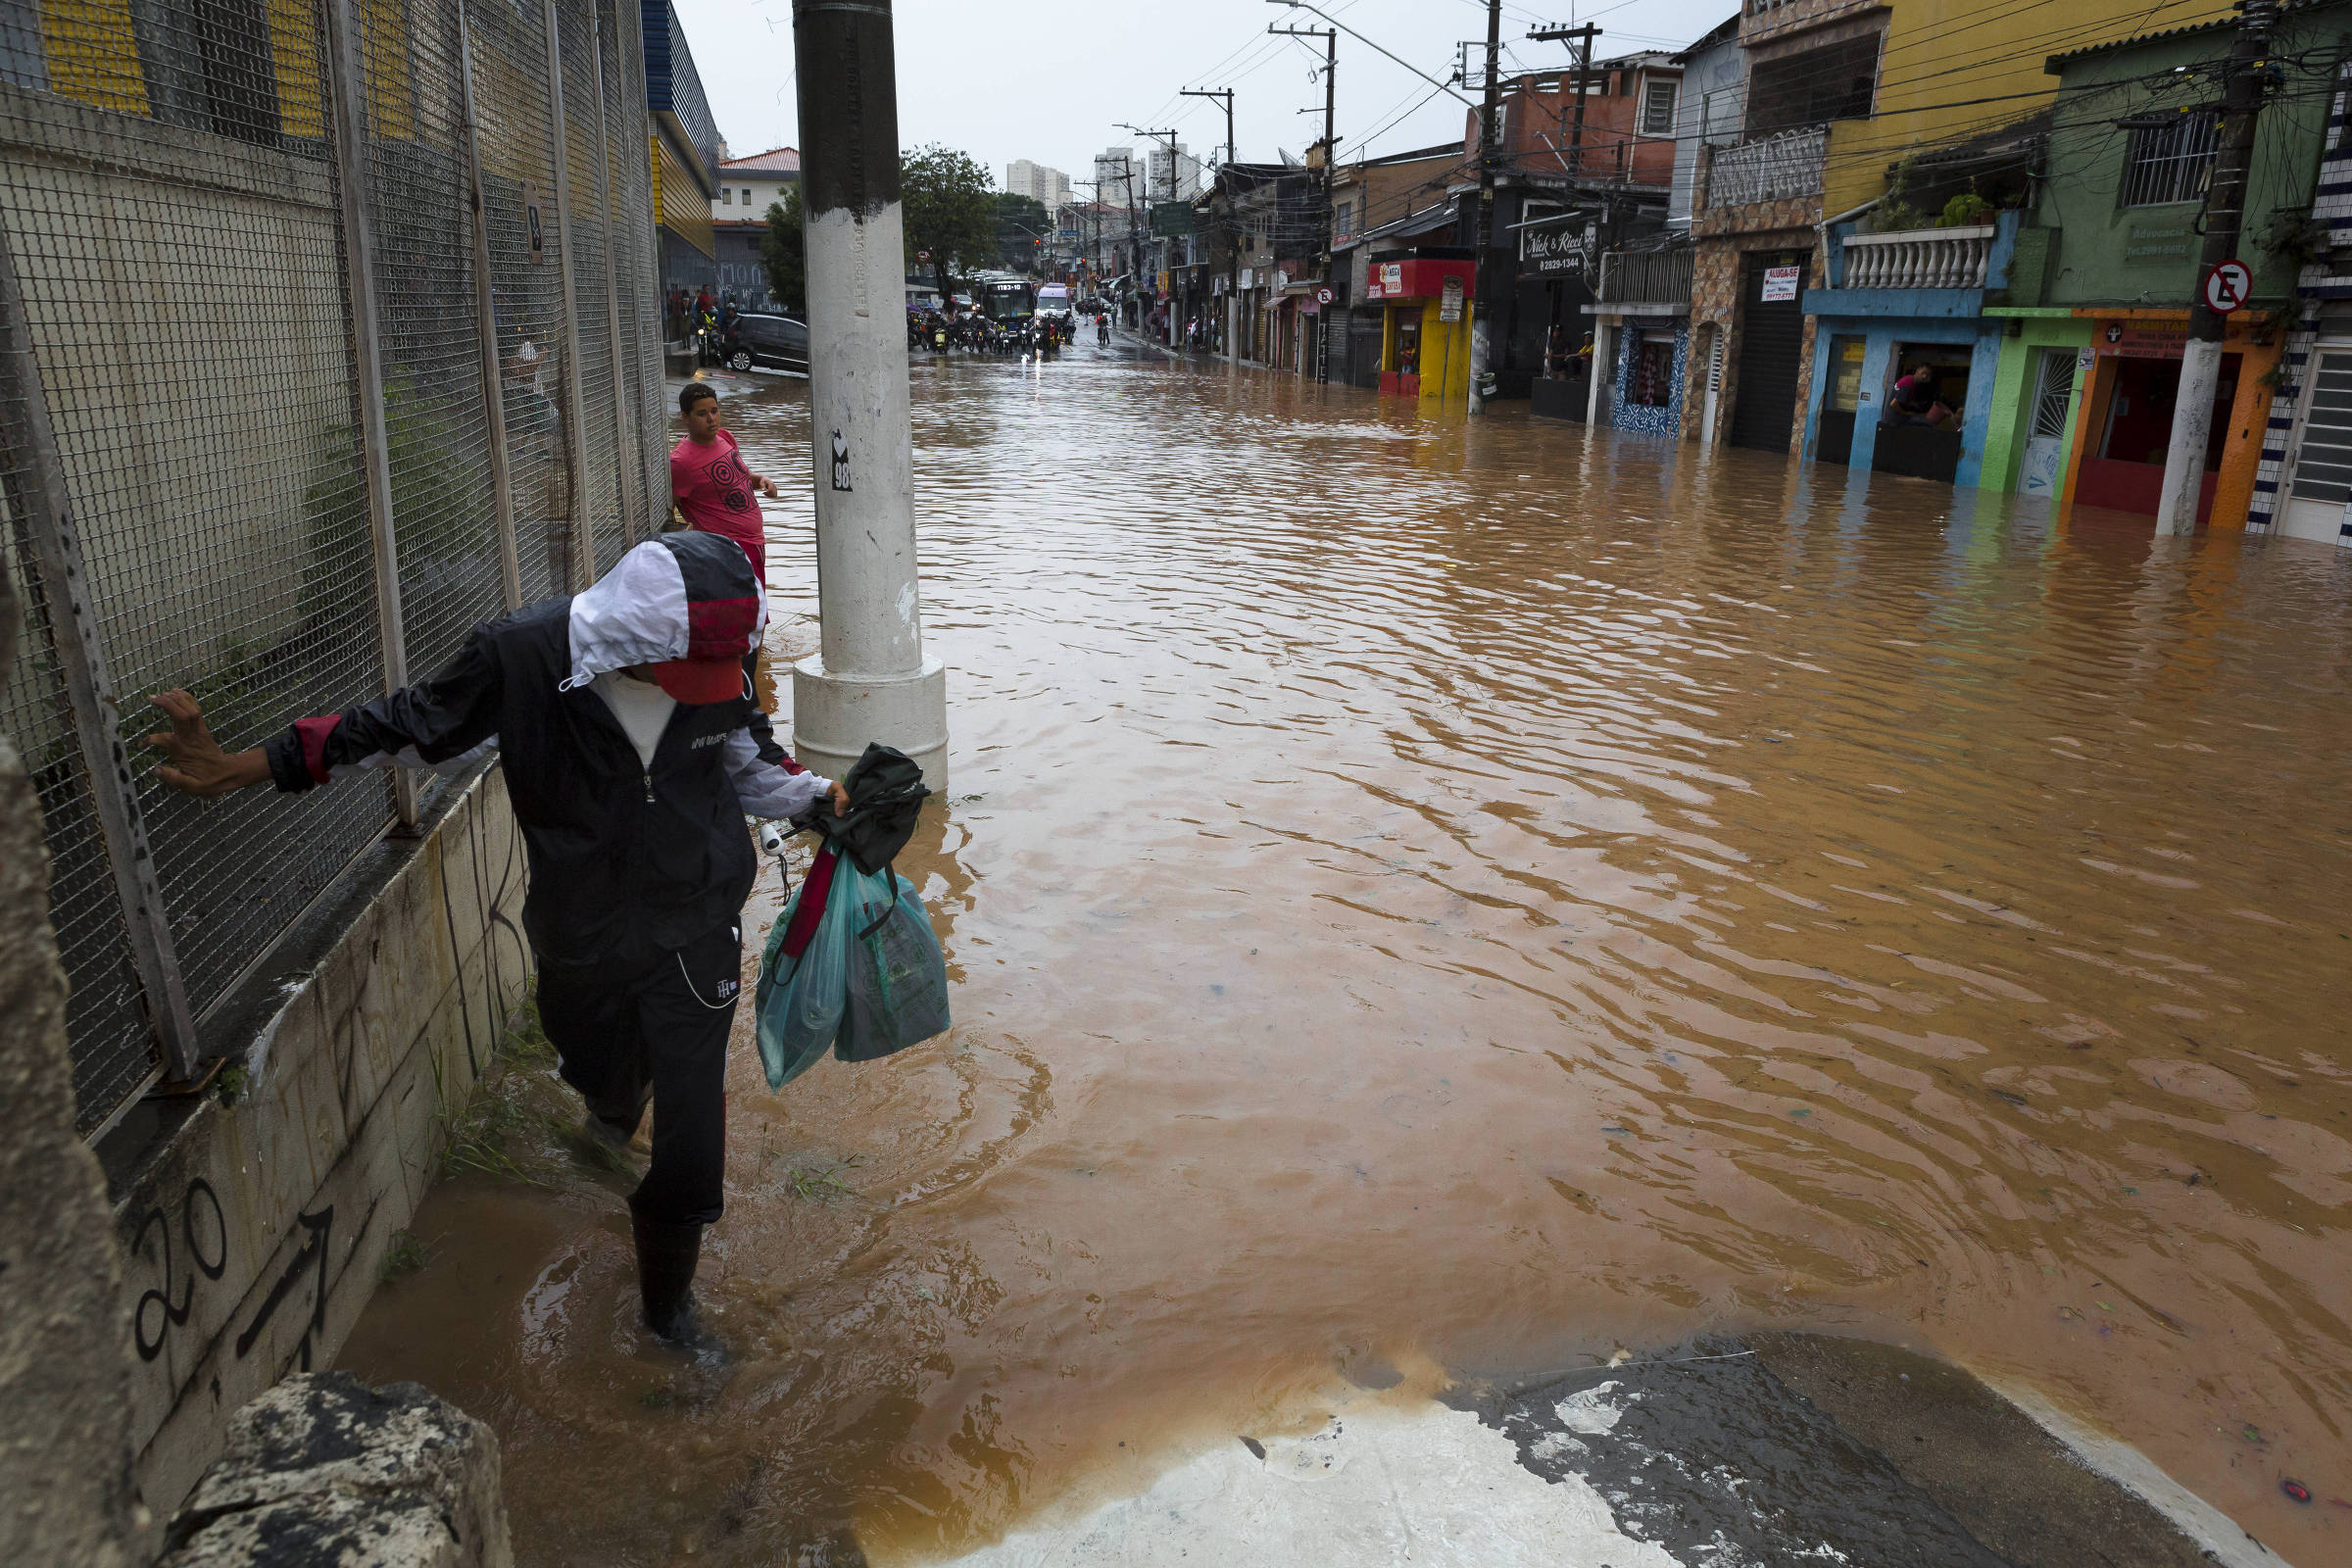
left=900, top=144, right=996, bottom=307
left=760, top=184, right=805, bottom=315
left=993, top=191, right=1051, bottom=271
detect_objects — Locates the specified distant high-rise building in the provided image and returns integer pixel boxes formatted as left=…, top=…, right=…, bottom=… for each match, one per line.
left=1093, top=147, right=1141, bottom=207
left=1146, top=142, right=1202, bottom=201
left=1005, top=159, right=1073, bottom=216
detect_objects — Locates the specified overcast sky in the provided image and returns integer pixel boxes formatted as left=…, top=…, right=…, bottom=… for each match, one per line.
left=678, top=0, right=1738, bottom=189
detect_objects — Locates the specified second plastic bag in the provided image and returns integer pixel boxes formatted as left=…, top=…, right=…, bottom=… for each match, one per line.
left=837, top=866, right=953, bottom=1062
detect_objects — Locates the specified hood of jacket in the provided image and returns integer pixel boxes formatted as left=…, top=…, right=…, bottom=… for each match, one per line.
left=563, top=530, right=767, bottom=691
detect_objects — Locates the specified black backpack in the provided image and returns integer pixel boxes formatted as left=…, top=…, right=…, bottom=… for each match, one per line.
left=806, top=742, right=931, bottom=875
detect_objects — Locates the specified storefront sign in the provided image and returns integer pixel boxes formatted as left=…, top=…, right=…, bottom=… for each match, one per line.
left=2098, top=320, right=2189, bottom=359
left=1367, top=258, right=1474, bottom=304
left=1761, top=265, right=1800, bottom=302
left=1519, top=222, right=1589, bottom=278
left=1240, top=268, right=1255, bottom=289
left=1441, top=276, right=1464, bottom=321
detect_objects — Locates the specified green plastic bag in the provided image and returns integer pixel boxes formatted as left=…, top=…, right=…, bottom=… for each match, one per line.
left=837, top=866, right=952, bottom=1062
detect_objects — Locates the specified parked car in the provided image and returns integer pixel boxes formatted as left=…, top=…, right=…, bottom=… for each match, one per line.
left=728, top=314, right=809, bottom=374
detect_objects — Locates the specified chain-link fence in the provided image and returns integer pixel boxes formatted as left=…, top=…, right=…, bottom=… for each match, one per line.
left=0, top=0, right=664, bottom=1135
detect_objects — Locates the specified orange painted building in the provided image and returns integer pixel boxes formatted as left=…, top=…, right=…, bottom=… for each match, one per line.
left=2058, top=311, right=2281, bottom=531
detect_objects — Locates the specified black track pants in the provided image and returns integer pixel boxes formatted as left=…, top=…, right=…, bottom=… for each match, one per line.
left=537, top=922, right=743, bottom=1225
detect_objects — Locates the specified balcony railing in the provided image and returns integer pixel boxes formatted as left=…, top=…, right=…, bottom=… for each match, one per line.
left=1703, top=126, right=1826, bottom=208
left=1597, top=246, right=1694, bottom=307
left=1839, top=224, right=1994, bottom=289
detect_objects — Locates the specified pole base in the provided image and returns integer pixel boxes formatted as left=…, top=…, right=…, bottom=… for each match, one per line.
left=790, top=655, right=948, bottom=791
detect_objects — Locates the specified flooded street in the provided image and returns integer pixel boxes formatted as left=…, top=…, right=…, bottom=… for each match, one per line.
left=342, top=340, right=2352, bottom=1565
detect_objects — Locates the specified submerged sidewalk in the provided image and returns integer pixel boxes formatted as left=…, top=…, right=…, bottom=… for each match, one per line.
left=922, top=1336, right=2283, bottom=1568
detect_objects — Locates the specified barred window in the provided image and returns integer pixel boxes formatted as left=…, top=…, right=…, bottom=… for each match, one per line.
left=2122, top=115, right=2219, bottom=207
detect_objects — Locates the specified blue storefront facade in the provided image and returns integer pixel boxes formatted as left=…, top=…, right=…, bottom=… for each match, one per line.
left=1608, top=318, right=1690, bottom=436
left=1800, top=212, right=2020, bottom=487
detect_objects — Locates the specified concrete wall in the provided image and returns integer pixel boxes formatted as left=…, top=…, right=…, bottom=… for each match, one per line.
left=0, top=530, right=149, bottom=1568
left=104, top=762, right=533, bottom=1517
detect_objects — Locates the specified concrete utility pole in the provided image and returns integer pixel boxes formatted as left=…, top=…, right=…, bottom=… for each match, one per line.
left=790, top=0, right=948, bottom=786
left=1123, top=124, right=1182, bottom=344
left=1467, top=0, right=1502, bottom=414
left=1183, top=86, right=1239, bottom=364
left=2155, top=0, right=2278, bottom=536
left=1271, top=23, right=1337, bottom=382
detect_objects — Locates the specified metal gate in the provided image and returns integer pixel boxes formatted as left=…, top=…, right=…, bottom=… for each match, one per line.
left=1729, top=253, right=1805, bottom=454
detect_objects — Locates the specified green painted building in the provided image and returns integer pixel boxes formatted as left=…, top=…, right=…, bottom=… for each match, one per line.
left=1976, top=2, right=2346, bottom=525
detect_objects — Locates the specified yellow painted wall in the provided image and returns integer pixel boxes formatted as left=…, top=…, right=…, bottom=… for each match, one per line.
left=42, top=0, right=392, bottom=139
left=42, top=0, right=147, bottom=114
left=1822, top=0, right=2236, bottom=215
left=1417, top=299, right=1472, bottom=405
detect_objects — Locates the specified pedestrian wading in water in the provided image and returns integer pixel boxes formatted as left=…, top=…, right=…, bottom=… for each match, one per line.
left=146, top=530, right=847, bottom=1356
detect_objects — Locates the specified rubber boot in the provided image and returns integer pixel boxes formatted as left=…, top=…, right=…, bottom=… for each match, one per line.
left=630, top=1208, right=723, bottom=1359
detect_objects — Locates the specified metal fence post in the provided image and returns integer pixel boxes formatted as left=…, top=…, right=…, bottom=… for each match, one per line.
left=587, top=3, right=638, bottom=541
left=320, top=0, right=418, bottom=830
left=0, top=221, right=202, bottom=1080
left=541, top=0, right=598, bottom=589
left=458, top=13, right=525, bottom=612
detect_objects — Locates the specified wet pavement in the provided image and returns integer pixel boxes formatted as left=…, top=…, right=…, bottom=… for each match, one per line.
left=342, top=337, right=2352, bottom=1566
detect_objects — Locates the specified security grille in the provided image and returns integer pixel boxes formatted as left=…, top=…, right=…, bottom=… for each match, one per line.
left=0, top=0, right=665, bottom=1135
left=2122, top=114, right=2219, bottom=208
left=2030, top=349, right=2076, bottom=441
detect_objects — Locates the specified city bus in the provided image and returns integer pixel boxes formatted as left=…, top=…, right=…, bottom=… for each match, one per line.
left=980, top=278, right=1037, bottom=322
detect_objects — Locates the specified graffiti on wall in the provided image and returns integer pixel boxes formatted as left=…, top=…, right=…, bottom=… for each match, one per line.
left=129, top=1179, right=226, bottom=1362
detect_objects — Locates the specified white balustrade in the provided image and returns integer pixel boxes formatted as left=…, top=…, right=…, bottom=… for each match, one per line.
left=1838, top=225, right=1994, bottom=290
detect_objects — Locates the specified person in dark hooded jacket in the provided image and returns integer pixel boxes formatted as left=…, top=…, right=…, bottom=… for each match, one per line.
left=146, top=529, right=844, bottom=1354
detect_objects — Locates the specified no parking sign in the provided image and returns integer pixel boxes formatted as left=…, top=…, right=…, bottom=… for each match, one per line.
left=2201, top=259, right=2252, bottom=316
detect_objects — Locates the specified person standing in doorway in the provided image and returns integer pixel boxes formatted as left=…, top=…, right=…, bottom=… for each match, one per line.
left=145, top=531, right=848, bottom=1357
left=672, top=384, right=783, bottom=710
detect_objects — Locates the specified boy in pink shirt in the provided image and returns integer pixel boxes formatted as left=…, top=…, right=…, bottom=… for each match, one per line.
left=671, top=383, right=780, bottom=577
left=672, top=383, right=782, bottom=707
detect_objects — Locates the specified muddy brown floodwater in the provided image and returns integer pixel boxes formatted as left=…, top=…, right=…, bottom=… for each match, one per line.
left=341, top=342, right=2352, bottom=1566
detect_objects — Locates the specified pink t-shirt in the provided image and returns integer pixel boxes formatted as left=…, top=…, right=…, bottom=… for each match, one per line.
left=670, top=430, right=762, bottom=576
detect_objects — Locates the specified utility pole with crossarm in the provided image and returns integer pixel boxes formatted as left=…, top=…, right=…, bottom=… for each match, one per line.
left=1182, top=87, right=1239, bottom=364
left=1270, top=23, right=1337, bottom=382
